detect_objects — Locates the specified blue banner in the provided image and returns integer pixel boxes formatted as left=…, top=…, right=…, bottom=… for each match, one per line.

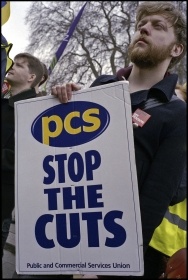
left=48, top=2, right=87, bottom=76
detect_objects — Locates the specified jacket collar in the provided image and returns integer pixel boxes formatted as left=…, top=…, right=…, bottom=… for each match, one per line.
left=116, top=66, right=178, bottom=101
left=9, top=88, right=36, bottom=107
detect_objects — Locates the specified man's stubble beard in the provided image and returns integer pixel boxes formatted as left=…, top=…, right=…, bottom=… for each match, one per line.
left=128, top=40, right=175, bottom=69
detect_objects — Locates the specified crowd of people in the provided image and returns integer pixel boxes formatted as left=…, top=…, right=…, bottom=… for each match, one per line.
left=1, top=1, right=186, bottom=279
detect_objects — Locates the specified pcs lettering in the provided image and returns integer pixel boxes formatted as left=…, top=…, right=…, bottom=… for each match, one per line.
left=31, top=101, right=110, bottom=147
left=42, top=108, right=100, bottom=145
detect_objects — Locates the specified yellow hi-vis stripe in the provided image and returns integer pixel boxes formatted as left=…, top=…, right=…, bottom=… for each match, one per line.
left=149, top=199, right=187, bottom=257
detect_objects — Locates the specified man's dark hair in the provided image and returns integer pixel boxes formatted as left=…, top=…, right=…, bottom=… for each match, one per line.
left=39, top=63, right=49, bottom=86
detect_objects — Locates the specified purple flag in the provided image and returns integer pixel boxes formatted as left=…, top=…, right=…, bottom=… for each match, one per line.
left=48, top=2, right=87, bottom=76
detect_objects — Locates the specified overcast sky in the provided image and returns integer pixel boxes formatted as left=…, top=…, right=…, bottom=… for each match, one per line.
left=2, top=1, right=33, bottom=58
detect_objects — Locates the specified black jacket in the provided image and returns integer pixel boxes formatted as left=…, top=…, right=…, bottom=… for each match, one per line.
left=1, top=88, right=37, bottom=220
left=90, top=66, right=187, bottom=253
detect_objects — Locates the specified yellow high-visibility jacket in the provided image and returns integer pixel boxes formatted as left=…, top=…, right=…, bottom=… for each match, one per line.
left=149, top=198, right=187, bottom=257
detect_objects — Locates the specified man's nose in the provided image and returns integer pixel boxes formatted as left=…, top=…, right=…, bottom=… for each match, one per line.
left=140, top=23, right=151, bottom=36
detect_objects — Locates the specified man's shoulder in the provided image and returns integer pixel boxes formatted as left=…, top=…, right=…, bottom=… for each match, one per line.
left=90, top=75, right=118, bottom=88
left=8, top=88, right=36, bottom=107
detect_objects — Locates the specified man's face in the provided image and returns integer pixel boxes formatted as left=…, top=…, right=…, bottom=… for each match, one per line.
left=128, top=14, right=177, bottom=68
left=6, top=57, right=32, bottom=86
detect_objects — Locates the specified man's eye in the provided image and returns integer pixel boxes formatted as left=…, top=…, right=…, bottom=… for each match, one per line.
left=137, top=24, right=143, bottom=30
left=155, top=24, right=164, bottom=29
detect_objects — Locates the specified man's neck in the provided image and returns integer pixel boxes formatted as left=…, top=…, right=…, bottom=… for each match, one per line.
left=128, top=63, right=169, bottom=93
left=10, top=85, right=32, bottom=96
left=35, top=85, right=39, bottom=94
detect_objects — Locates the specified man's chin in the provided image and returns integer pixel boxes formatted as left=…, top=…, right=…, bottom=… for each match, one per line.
left=5, top=78, right=13, bottom=84
left=131, top=53, right=151, bottom=64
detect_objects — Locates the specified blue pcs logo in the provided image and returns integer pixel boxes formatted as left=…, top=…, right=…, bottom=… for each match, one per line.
left=31, top=101, right=110, bottom=147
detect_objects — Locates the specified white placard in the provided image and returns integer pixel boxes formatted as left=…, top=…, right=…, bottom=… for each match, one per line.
left=15, top=81, right=144, bottom=276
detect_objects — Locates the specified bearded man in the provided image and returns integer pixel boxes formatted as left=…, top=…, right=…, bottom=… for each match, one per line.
left=51, top=2, right=186, bottom=278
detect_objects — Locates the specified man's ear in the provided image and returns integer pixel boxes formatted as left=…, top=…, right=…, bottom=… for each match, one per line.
left=171, top=43, right=184, bottom=58
left=28, top=73, right=36, bottom=83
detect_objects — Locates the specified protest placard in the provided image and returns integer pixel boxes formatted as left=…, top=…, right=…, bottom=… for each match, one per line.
left=15, top=81, right=144, bottom=276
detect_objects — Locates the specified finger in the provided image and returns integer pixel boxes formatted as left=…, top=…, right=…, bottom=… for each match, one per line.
left=66, top=83, right=73, bottom=101
left=67, top=83, right=82, bottom=100
left=51, top=86, right=58, bottom=96
left=52, top=85, right=68, bottom=103
left=72, top=83, right=82, bottom=91
left=56, top=85, right=68, bottom=103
